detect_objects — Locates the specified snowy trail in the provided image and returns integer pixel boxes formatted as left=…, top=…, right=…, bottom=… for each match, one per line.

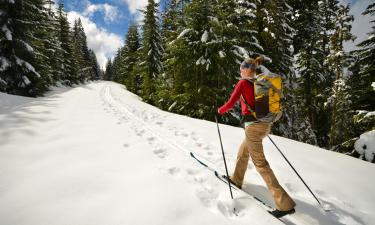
left=100, top=83, right=288, bottom=224
left=100, top=83, right=368, bottom=225
left=0, top=81, right=373, bottom=225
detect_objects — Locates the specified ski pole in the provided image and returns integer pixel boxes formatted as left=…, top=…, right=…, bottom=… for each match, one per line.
left=215, top=116, right=236, bottom=215
left=267, top=135, right=324, bottom=209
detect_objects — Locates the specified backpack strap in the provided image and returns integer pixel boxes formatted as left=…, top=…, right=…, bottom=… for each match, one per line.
left=240, top=78, right=256, bottom=116
left=241, top=95, right=255, bottom=114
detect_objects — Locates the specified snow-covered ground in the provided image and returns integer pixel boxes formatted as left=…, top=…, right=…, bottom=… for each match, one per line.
left=0, top=81, right=374, bottom=225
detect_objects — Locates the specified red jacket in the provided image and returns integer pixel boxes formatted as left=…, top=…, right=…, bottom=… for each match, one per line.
left=218, top=79, right=255, bottom=115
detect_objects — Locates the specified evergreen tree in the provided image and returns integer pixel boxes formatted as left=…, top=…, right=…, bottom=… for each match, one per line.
left=104, top=59, right=113, bottom=81
left=251, top=0, right=312, bottom=140
left=138, top=0, right=164, bottom=103
left=161, top=0, right=218, bottom=119
left=347, top=3, right=375, bottom=148
left=44, top=0, right=65, bottom=85
left=111, top=49, right=123, bottom=83
left=0, top=0, right=46, bottom=96
left=73, top=18, right=93, bottom=82
left=159, top=0, right=262, bottom=120
left=326, top=4, right=355, bottom=149
left=121, top=24, right=141, bottom=92
left=291, top=0, right=325, bottom=145
left=29, top=0, right=57, bottom=89
left=57, top=3, right=78, bottom=85
left=89, top=49, right=101, bottom=80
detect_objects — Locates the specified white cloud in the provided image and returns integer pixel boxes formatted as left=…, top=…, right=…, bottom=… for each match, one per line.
left=121, top=0, right=160, bottom=22
left=67, top=11, right=123, bottom=70
left=83, top=3, right=121, bottom=23
left=340, top=0, right=373, bottom=51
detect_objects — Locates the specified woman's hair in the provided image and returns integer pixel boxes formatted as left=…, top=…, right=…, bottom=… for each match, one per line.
left=243, top=56, right=263, bottom=68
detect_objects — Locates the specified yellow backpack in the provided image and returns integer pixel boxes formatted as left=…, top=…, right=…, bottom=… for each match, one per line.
left=242, top=73, right=283, bottom=123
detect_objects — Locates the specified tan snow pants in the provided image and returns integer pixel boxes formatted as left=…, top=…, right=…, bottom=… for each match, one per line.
left=230, top=122, right=296, bottom=211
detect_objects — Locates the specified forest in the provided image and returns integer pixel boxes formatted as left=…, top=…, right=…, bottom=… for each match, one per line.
left=1, top=0, right=374, bottom=161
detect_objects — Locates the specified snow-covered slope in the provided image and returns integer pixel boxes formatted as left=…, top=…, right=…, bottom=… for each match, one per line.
left=0, top=81, right=374, bottom=225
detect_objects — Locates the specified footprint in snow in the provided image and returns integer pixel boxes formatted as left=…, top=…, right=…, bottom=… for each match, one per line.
left=186, top=169, right=199, bottom=175
left=153, top=148, right=168, bottom=158
left=195, top=188, right=218, bottom=208
left=168, top=167, right=181, bottom=176
left=147, top=137, right=155, bottom=142
left=136, top=130, right=145, bottom=137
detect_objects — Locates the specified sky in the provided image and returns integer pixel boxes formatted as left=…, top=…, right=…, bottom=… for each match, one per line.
left=61, top=0, right=372, bottom=70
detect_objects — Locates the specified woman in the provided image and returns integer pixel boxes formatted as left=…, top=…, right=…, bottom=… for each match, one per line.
left=217, top=57, right=296, bottom=218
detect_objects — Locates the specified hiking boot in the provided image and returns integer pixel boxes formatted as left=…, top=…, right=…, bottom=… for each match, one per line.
left=222, top=175, right=242, bottom=189
left=269, top=208, right=295, bottom=218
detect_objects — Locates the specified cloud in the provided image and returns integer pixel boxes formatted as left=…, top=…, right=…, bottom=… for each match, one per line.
left=340, top=0, right=373, bottom=51
left=83, top=3, right=121, bottom=23
left=67, top=11, right=123, bottom=69
left=121, top=0, right=160, bottom=22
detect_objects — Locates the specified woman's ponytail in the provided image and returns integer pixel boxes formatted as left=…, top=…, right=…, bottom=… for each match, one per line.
left=243, top=56, right=263, bottom=71
left=254, top=56, right=263, bottom=67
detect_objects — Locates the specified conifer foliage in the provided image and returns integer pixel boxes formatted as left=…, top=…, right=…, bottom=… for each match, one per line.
left=0, top=0, right=101, bottom=97
left=1, top=1, right=371, bottom=161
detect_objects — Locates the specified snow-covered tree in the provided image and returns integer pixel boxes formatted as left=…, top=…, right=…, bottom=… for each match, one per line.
left=326, top=4, right=355, bottom=149
left=104, top=59, right=113, bottom=81
left=138, top=0, right=164, bottom=103
left=290, top=0, right=324, bottom=145
left=346, top=3, right=375, bottom=154
left=88, top=49, right=101, bottom=80
left=72, top=18, right=94, bottom=82
left=57, top=3, right=78, bottom=85
left=121, top=24, right=141, bottom=93
left=0, top=0, right=47, bottom=96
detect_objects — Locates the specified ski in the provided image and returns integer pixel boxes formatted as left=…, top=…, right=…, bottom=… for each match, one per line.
left=190, top=152, right=293, bottom=224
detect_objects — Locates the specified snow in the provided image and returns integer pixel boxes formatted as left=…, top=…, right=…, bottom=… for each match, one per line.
left=201, top=30, right=209, bottom=43
left=21, top=40, right=34, bottom=52
left=177, top=29, right=192, bottom=39
left=0, top=57, right=10, bottom=72
left=355, top=130, right=375, bottom=162
left=2, top=25, right=12, bottom=40
left=15, top=56, right=41, bottom=77
left=22, top=76, right=31, bottom=85
left=219, top=51, right=226, bottom=58
left=196, top=56, right=206, bottom=65
left=0, top=81, right=374, bottom=225
left=372, top=82, right=375, bottom=90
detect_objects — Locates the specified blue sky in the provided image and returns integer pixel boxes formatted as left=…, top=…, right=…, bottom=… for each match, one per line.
left=61, top=0, right=169, bottom=69
left=61, top=0, right=372, bottom=70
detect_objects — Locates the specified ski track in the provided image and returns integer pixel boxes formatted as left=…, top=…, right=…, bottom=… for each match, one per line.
left=100, top=83, right=366, bottom=225
left=100, top=84, right=247, bottom=220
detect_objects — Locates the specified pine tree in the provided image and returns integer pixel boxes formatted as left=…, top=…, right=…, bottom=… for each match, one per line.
left=251, top=0, right=311, bottom=140
left=104, top=59, right=113, bottom=81
left=348, top=3, right=375, bottom=146
left=121, top=24, right=141, bottom=92
left=89, top=49, right=101, bottom=80
left=0, top=0, right=46, bottom=96
left=44, top=0, right=65, bottom=85
left=72, top=18, right=94, bottom=82
left=57, top=3, right=78, bottom=85
left=326, top=4, right=355, bottom=149
left=138, top=0, right=164, bottom=103
left=111, top=49, right=123, bottom=83
left=291, top=0, right=326, bottom=145
left=161, top=0, right=217, bottom=118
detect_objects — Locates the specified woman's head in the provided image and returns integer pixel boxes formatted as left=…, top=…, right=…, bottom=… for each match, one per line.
left=240, top=56, right=263, bottom=78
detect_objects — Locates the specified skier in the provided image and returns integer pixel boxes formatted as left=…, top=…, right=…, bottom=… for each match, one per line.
left=217, top=57, right=296, bottom=218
